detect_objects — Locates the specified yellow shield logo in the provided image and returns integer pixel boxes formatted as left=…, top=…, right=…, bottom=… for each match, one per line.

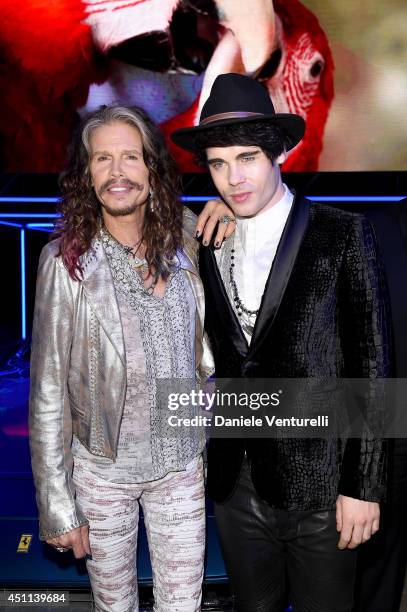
left=17, top=534, right=32, bottom=553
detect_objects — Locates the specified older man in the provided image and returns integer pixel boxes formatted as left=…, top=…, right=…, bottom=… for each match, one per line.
left=29, top=104, right=232, bottom=612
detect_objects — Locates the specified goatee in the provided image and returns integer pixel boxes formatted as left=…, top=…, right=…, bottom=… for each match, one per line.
left=101, top=201, right=143, bottom=217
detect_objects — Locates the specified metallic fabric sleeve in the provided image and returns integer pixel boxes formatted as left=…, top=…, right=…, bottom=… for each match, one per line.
left=29, top=243, right=89, bottom=540
left=182, top=206, right=198, bottom=241
left=338, top=215, right=392, bottom=502
left=182, top=206, right=215, bottom=381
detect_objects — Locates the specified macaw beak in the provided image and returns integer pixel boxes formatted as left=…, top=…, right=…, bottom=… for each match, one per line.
left=197, top=0, right=276, bottom=116
left=84, top=0, right=180, bottom=53
left=216, top=0, right=276, bottom=73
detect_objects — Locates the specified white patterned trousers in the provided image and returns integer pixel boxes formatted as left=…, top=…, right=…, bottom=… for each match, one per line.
left=73, top=456, right=205, bottom=612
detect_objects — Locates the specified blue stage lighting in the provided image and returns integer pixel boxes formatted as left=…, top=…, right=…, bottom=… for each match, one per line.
left=0, top=221, right=24, bottom=229
left=309, top=196, right=406, bottom=202
left=0, top=197, right=59, bottom=203
left=0, top=214, right=59, bottom=219
left=182, top=196, right=407, bottom=202
left=26, top=224, right=54, bottom=233
left=0, top=195, right=405, bottom=207
left=26, top=224, right=54, bottom=227
left=20, top=229, right=26, bottom=340
left=0, top=193, right=405, bottom=340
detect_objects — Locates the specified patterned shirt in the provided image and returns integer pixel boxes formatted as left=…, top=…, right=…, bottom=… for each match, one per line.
left=72, top=229, right=203, bottom=482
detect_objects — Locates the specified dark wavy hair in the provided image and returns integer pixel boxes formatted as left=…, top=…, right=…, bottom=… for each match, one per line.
left=193, top=120, right=293, bottom=166
left=53, top=105, right=183, bottom=280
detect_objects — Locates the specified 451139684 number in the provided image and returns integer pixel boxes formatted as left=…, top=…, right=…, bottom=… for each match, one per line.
left=1, top=591, right=69, bottom=607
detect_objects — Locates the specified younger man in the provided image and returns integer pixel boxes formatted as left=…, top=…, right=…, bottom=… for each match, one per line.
left=172, top=73, right=391, bottom=612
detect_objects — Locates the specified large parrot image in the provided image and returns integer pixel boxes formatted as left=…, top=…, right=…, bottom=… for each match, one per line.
left=0, top=0, right=334, bottom=173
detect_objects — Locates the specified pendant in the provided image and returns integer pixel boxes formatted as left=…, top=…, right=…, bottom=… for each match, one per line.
left=133, top=258, right=147, bottom=268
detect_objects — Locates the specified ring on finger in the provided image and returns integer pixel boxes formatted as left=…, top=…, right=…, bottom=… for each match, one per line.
left=54, top=546, right=69, bottom=553
left=219, top=214, right=236, bottom=225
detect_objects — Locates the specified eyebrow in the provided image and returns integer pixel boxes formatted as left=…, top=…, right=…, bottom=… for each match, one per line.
left=91, top=148, right=142, bottom=158
left=207, top=149, right=261, bottom=165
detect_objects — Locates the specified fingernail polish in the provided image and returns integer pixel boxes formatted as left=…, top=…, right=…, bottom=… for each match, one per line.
left=215, top=241, right=220, bottom=248
left=203, top=240, right=208, bottom=246
left=196, top=230, right=201, bottom=237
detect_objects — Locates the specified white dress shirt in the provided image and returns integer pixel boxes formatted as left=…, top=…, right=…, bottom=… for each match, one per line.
left=215, top=184, right=294, bottom=344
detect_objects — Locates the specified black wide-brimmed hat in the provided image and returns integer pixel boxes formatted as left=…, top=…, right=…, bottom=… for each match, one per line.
left=171, top=73, right=305, bottom=153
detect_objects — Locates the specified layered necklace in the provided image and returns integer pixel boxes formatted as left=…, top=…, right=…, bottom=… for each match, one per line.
left=103, top=227, right=159, bottom=295
left=228, top=235, right=259, bottom=319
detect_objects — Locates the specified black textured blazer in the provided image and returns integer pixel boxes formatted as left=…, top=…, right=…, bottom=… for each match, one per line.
left=199, top=194, right=392, bottom=511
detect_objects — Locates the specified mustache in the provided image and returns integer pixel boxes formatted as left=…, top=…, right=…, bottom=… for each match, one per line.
left=100, top=179, right=145, bottom=193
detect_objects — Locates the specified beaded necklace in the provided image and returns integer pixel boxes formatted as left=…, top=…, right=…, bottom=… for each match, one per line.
left=228, top=243, right=259, bottom=318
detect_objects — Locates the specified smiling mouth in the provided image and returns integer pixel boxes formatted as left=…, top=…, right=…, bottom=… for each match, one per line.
left=103, top=182, right=137, bottom=196
left=108, top=186, right=131, bottom=193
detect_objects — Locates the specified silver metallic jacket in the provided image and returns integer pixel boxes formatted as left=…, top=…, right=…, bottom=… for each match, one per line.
left=29, top=209, right=214, bottom=540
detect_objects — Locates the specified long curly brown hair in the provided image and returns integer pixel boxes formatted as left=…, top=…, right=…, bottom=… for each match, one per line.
left=53, top=105, right=183, bottom=280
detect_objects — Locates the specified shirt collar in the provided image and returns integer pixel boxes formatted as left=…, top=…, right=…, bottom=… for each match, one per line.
left=236, top=184, right=294, bottom=255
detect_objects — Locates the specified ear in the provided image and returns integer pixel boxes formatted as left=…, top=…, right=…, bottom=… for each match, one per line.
left=86, top=168, right=94, bottom=188
left=275, top=151, right=287, bottom=165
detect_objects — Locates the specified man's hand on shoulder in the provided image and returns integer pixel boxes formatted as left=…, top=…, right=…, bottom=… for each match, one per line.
left=195, top=200, right=236, bottom=247
left=46, top=524, right=91, bottom=559
left=336, top=494, right=380, bottom=550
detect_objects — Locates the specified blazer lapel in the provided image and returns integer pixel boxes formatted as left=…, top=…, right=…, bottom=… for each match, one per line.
left=81, top=239, right=126, bottom=365
left=248, top=194, right=310, bottom=354
left=200, top=245, right=249, bottom=356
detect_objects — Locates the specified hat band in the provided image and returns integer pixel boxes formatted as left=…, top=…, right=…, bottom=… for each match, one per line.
left=200, top=111, right=265, bottom=126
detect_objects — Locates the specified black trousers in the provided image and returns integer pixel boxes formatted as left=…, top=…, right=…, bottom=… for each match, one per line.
left=353, top=440, right=407, bottom=612
left=214, top=460, right=356, bottom=612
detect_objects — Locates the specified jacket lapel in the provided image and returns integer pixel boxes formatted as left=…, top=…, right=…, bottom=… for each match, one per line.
left=80, top=239, right=126, bottom=365
left=200, top=245, right=249, bottom=356
left=248, top=194, right=310, bottom=355
left=179, top=237, right=215, bottom=377
left=179, top=236, right=202, bottom=323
